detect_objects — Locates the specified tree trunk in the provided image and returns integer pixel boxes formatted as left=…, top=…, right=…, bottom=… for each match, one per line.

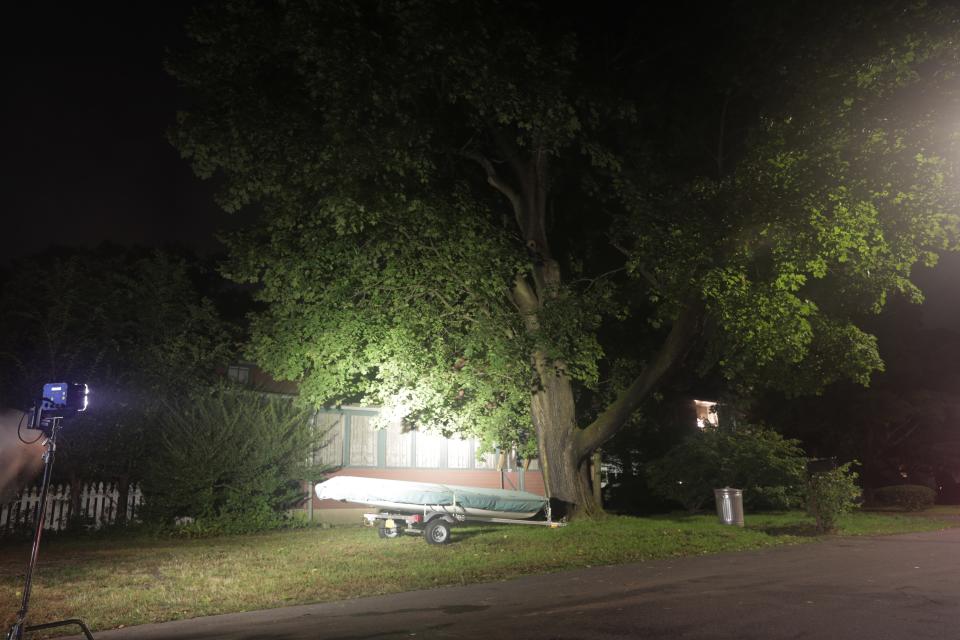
left=513, top=267, right=699, bottom=519
left=516, top=259, right=603, bottom=519
left=533, top=302, right=701, bottom=519
left=480, top=141, right=699, bottom=519
left=532, top=365, right=603, bottom=519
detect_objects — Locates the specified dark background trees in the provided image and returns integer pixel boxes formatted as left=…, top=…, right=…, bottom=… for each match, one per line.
left=0, top=247, right=237, bottom=517
left=761, top=298, right=960, bottom=504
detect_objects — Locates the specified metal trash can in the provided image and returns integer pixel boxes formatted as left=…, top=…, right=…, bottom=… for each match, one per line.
left=714, top=487, right=744, bottom=526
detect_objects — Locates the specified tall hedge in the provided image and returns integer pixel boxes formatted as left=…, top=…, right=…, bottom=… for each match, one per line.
left=141, top=387, right=327, bottom=533
left=874, top=484, right=935, bottom=511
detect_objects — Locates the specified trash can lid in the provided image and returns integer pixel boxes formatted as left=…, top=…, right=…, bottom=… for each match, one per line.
left=714, top=487, right=742, bottom=494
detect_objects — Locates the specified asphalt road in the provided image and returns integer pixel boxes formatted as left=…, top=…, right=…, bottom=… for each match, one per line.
left=68, top=528, right=960, bottom=640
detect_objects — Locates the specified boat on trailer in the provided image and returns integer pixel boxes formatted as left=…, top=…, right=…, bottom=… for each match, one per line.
left=314, top=475, right=564, bottom=544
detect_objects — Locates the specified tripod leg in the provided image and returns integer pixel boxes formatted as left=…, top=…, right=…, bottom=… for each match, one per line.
left=10, top=431, right=56, bottom=634
left=25, top=619, right=95, bottom=640
left=5, top=417, right=95, bottom=640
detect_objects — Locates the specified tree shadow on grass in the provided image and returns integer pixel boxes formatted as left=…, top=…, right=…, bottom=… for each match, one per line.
left=449, top=530, right=485, bottom=543
left=747, top=523, right=820, bottom=537
left=449, top=526, right=505, bottom=543
left=647, top=511, right=707, bottom=521
left=646, top=512, right=821, bottom=538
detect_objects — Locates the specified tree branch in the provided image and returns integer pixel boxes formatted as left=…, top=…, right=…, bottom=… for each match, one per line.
left=569, top=266, right=627, bottom=292
left=634, top=263, right=661, bottom=291
left=461, top=149, right=525, bottom=228
left=487, top=125, right=527, bottom=185
left=575, top=301, right=703, bottom=458
left=510, top=274, right=540, bottom=331
left=610, top=240, right=661, bottom=290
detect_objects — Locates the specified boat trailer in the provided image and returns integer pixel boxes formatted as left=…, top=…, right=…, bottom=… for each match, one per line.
left=363, top=505, right=565, bottom=545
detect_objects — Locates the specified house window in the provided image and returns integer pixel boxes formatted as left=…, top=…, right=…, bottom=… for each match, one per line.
left=385, top=421, right=413, bottom=467
left=348, top=415, right=378, bottom=466
left=447, top=436, right=472, bottom=469
left=694, top=399, right=719, bottom=430
left=313, top=412, right=344, bottom=467
left=227, top=365, right=250, bottom=385
left=415, top=430, right=445, bottom=468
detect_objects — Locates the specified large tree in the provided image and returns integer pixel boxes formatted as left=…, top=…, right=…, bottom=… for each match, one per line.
left=170, top=1, right=960, bottom=516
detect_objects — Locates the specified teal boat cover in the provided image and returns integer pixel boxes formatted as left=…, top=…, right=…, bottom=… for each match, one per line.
left=315, top=475, right=547, bottom=516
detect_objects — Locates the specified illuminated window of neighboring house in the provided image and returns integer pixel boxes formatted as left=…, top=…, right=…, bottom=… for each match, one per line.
left=348, top=414, right=378, bottom=466
left=694, top=399, right=719, bottom=430
left=227, top=365, right=250, bottom=385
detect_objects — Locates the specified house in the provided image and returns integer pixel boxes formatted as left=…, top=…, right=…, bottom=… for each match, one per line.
left=225, top=363, right=545, bottom=524
left=307, top=406, right=545, bottom=523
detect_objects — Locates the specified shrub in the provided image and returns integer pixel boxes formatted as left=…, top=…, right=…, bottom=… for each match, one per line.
left=873, top=484, right=936, bottom=511
left=646, top=424, right=806, bottom=512
left=141, top=386, right=328, bottom=534
left=806, top=462, right=861, bottom=533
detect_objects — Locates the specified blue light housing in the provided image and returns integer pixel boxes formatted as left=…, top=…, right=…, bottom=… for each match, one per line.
left=42, top=382, right=89, bottom=412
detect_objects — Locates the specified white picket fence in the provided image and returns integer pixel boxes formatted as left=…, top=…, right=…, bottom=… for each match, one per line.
left=0, top=482, right=143, bottom=534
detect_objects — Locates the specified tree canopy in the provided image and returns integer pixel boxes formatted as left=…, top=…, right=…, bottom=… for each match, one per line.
left=170, top=0, right=960, bottom=515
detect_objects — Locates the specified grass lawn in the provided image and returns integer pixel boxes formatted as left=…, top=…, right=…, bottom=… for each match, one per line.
left=863, top=504, right=960, bottom=517
left=1, top=509, right=956, bottom=635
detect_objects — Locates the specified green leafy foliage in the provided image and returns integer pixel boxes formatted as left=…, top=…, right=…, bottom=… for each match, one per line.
left=807, top=462, right=862, bottom=533
left=646, top=424, right=807, bottom=512
left=168, top=1, right=960, bottom=508
left=873, top=484, right=936, bottom=511
left=140, top=387, right=327, bottom=535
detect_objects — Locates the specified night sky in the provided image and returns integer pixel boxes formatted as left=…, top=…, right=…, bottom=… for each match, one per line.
left=2, top=3, right=958, bottom=332
left=1, top=3, right=227, bottom=261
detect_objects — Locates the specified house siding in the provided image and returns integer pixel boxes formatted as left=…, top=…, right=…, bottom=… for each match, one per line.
left=307, top=406, right=545, bottom=518
left=313, top=467, right=546, bottom=511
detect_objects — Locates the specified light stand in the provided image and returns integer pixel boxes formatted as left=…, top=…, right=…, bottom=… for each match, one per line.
left=6, top=409, right=94, bottom=640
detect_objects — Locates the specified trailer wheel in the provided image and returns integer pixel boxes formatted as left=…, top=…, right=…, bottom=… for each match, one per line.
left=424, top=519, right=451, bottom=545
